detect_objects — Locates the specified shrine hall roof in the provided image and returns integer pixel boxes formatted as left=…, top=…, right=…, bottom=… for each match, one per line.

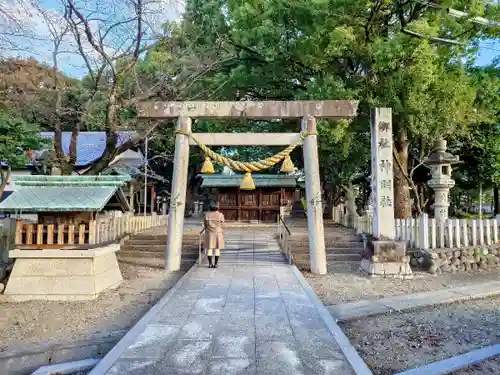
left=199, top=174, right=298, bottom=188
left=0, top=175, right=131, bottom=212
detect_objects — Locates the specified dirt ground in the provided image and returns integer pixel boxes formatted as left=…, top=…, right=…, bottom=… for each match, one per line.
left=339, top=295, right=500, bottom=375
left=0, top=261, right=189, bottom=349
left=304, top=261, right=500, bottom=305
left=452, top=356, right=500, bottom=374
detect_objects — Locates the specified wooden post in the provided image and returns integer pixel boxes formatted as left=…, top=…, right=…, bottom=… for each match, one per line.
left=36, top=224, right=44, bottom=245
left=47, top=224, right=54, bottom=245
left=88, top=220, right=96, bottom=245
left=430, top=218, right=437, bottom=249
left=57, top=224, right=65, bottom=245
left=471, top=220, right=478, bottom=246
left=485, top=219, right=492, bottom=245
left=479, top=220, right=485, bottom=245
left=419, top=214, right=429, bottom=250
left=447, top=220, right=453, bottom=248
left=492, top=218, right=498, bottom=244
left=26, top=224, right=33, bottom=245
left=68, top=224, right=75, bottom=245
left=78, top=224, right=85, bottom=244
left=15, top=220, right=23, bottom=245
left=460, top=219, right=468, bottom=247
left=454, top=219, right=461, bottom=248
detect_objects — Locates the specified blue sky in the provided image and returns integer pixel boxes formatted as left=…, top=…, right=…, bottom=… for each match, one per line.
left=3, top=0, right=499, bottom=78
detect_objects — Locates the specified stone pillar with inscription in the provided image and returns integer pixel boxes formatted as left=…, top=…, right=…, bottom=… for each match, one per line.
left=302, top=115, right=327, bottom=275
left=165, top=116, right=191, bottom=271
left=370, top=108, right=395, bottom=240
left=361, top=108, right=412, bottom=278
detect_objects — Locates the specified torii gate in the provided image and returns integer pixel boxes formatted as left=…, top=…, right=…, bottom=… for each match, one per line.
left=136, top=101, right=392, bottom=275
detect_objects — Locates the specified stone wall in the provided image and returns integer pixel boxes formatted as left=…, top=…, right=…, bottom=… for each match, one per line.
left=427, top=244, right=500, bottom=274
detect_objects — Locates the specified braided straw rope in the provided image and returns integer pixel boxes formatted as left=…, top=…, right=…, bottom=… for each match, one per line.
left=175, top=130, right=313, bottom=172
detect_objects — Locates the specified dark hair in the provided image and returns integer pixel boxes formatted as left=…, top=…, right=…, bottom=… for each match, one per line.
left=209, top=203, right=218, bottom=212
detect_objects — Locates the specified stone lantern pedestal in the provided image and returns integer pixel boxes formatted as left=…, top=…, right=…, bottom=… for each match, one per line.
left=424, top=139, right=460, bottom=221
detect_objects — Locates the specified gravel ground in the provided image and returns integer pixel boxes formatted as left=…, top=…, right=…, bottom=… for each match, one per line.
left=451, top=356, right=500, bottom=374
left=339, top=296, right=500, bottom=375
left=304, top=261, right=500, bottom=305
left=0, top=261, right=189, bottom=348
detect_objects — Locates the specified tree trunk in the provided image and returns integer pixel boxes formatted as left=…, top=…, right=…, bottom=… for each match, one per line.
left=0, top=168, right=10, bottom=198
left=393, top=128, right=411, bottom=219
left=494, top=185, right=500, bottom=215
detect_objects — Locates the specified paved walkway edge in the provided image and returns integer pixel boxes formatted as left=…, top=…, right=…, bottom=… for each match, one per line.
left=292, top=266, right=373, bottom=375
left=88, top=264, right=199, bottom=375
left=328, top=280, right=500, bottom=322
left=394, top=343, right=500, bottom=375
left=32, top=358, right=101, bottom=375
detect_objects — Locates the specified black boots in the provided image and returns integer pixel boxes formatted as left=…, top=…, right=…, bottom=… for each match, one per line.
left=208, top=255, right=220, bottom=268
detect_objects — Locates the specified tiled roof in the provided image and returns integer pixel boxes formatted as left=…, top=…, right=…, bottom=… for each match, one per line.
left=11, top=175, right=131, bottom=187
left=199, top=174, right=298, bottom=188
left=0, top=186, right=119, bottom=212
left=37, top=131, right=137, bottom=167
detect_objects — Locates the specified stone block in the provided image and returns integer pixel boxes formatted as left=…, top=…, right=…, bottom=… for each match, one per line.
left=180, top=314, right=222, bottom=340
left=256, top=341, right=305, bottom=375
left=106, top=359, right=159, bottom=375
left=208, top=358, right=255, bottom=375
left=93, top=251, right=120, bottom=275
left=122, top=324, right=180, bottom=359
left=161, top=340, right=212, bottom=375
left=4, top=247, right=123, bottom=301
left=212, top=334, right=255, bottom=359
left=10, top=258, right=93, bottom=277
left=370, top=240, right=406, bottom=261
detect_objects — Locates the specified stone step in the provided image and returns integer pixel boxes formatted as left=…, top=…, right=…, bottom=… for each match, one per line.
left=293, top=253, right=362, bottom=262
left=291, top=241, right=363, bottom=248
left=291, top=235, right=361, bottom=242
left=290, top=247, right=364, bottom=255
left=117, top=257, right=195, bottom=269
left=124, top=239, right=199, bottom=247
left=120, top=244, right=198, bottom=252
left=118, top=250, right=199, bottom=259
left=327, top=253, right=363, bottom=261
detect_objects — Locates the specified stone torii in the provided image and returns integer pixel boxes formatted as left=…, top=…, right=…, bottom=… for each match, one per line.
left=136, top=100, right=361, bottom=275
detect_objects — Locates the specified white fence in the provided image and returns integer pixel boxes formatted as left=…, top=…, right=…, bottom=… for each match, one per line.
left=395, top=215, right=500, bottom=250
left=334, top=207, right=500, bottom=250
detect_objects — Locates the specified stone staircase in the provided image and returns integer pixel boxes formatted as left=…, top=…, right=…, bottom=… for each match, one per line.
left=284, top=220, right=365, bottom=268
left=117, top=226, right=201, bottom=269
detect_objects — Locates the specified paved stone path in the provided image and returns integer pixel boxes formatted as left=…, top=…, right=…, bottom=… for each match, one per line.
left=89, top=231, right=359, bottom=375
left=328, top=280, right=500, bottom=322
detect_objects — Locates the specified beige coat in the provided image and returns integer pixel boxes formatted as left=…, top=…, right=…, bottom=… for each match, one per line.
left=204, top=211, right=225, bottom=249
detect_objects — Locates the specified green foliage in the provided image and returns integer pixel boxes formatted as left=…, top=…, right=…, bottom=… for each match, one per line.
left=153, top=0, right=499, bottom=207
left=0, top=111, right=47, bottom=169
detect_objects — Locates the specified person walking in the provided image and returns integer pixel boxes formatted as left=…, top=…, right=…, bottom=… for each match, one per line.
left=204, top=203, right=225, bottom=268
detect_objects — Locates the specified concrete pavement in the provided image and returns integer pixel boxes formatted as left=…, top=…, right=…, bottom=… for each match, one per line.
left=89, top=231, right=365, bottom=375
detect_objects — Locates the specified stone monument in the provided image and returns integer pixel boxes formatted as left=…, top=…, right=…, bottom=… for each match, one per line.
left=424, top=139, right=460, bottom=221
left=360, top=108, right=412, bottom=278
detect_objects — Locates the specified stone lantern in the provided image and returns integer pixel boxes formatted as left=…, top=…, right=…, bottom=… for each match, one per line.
left=424, top=139, right=460, bottom=221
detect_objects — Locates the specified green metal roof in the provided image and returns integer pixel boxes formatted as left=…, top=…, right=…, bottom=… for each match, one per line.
left=200, top=174, right=298, bottom=188
left=12, top=175, right=130, bottom=187
left=0, top=186, right=119, bottom=212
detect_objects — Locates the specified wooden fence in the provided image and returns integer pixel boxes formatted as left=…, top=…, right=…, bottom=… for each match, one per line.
left=333, top=207, right=500, bottom=250
left=14, top=214, right=168, bottom=248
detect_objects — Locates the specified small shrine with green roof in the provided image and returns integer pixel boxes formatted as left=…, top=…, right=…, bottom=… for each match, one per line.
left=0, top=175, right=132, bottom=225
